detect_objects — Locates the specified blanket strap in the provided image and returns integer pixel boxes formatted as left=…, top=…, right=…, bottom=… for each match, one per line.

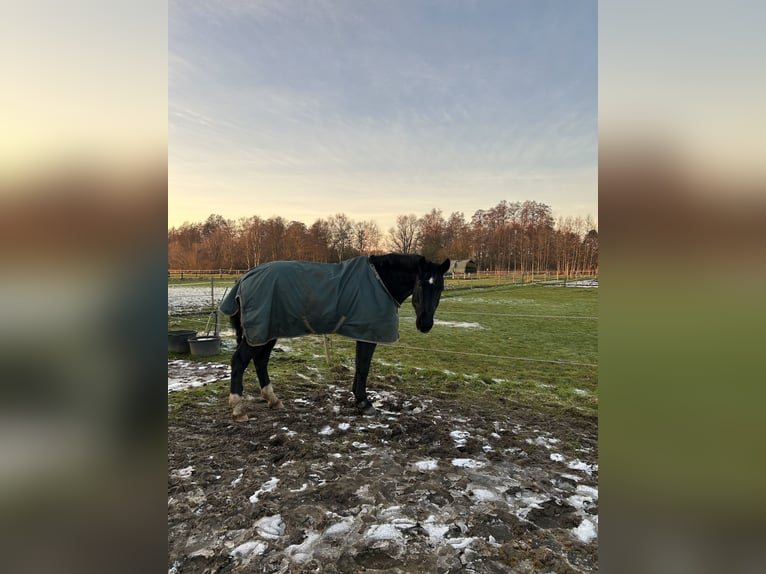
left=302, top=317, right=317, bottom=333
left=332, top=315, right=347, bottom=333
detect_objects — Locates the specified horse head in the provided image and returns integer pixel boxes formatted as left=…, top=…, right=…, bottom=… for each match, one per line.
left=412, top=257, right=450, bottom=333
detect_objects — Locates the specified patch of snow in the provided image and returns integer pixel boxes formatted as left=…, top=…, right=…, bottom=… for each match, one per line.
left=414, top=459, right=439, bottom=471
left=469, top=487, right=499, bottom=502
left=514, top=492, right=549, bottom=519
left=318, top=425, right=334, bottom=436
left=392, top=517, right=417, bottom=530
left=289, top=483, right=308, bottom=493
left=528, top=436, right=560, bottom=449
left=249, top=477, right=279, bottom=503
left=450, top=430, right=470, bottom=448
left=434, top=319, right=485, bottom=329
left=254, top=514, right=285, bottom=540
left=230, top=540, right=268, bottom=558
left=285, top=532, right=321, bottom=563
left=422, top=516, right=449, bottom=540
left=337, top=422, right=350, bottom=431
left=366, top=422, right=389, bottom=429
left=451, top=458, right=486, bottom=469
left=447, top=537, right=475, bottom=550
left=324, top=517, right=355, bottom=538
left=566, top=280, right=598, bottom=288
left=168, top=285, right=231, bottom=314
left=576, top=484, right=598, bottom=499
left=550, top=453, right=566, bottom=462
left=365, top=524, right=402, bottom=541
left=567, top=459, right=597, bottom=475
left=568, top=484, right=599, bottom=511
left=355, top=484, right=370, bottom=498
left=173, top=465, right=194, bottom=479
left=560, top=473, right=582, bottom=483
left=572, top=517, right=598, bottom=543
left=352, top=441, right=369, bottom=449
left=380, top=505, right=402, bottom=517
left=168, top=359, right=230, bottom=393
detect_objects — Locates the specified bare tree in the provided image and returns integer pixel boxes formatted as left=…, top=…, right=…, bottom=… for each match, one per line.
left=387, top=214, right=420, bottom=254
left=327, top=213, right=354, bottom=262
left=168, top=203, right=597, bottom=275
left=444, top=211, right=471, bottom=260
left=419, top=208, right=447, bottom=261
left=353, top=219, right=382, bottom=254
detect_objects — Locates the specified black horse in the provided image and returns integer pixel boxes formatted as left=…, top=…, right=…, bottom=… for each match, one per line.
left=221, top=253, right=450, bottom=420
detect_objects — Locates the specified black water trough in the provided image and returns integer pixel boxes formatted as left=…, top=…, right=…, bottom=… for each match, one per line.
left=168, top=330, right=198, bottom=353
left=189, top=335, right=222, bottom=357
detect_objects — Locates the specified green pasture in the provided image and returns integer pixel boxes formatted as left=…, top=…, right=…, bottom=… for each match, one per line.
left=168, top=283, right=598, bottom=418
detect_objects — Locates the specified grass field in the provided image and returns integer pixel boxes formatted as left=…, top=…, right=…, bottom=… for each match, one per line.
left=168, top=281, right=597, bottom=418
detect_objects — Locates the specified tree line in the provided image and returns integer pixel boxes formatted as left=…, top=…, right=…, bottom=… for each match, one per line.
left=168, top=200, right=597, bottom=276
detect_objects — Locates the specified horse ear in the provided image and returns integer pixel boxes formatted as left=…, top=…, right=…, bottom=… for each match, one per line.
left=417, top=255, right=426, bottom=270
left=438, top=259, right=451, bottom=274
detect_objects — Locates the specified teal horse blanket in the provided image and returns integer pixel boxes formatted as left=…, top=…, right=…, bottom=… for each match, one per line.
left=219, top=256, right=400, bottom=346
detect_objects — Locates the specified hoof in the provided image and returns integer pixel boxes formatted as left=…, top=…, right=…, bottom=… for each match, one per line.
left=229, top=394, right=247, bottom=420
left=260, top=385, right=282, bottom=409
left=356, top=402, right=377, bottom=416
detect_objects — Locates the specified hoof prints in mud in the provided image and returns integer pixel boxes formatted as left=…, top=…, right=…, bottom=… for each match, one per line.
left=168, top=385, right=598, bottom=573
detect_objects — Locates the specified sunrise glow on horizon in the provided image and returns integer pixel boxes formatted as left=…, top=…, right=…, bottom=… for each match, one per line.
left=169, top=0, right=598, bottom=232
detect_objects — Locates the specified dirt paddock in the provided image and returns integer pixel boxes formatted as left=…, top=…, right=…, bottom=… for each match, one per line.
left=168, top=375, right=598, bottom=573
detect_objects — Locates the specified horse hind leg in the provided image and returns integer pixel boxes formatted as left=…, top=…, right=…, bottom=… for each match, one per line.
left=255, top=339, right=282, bottom=409
left=230, top=341, right=254, bottom=422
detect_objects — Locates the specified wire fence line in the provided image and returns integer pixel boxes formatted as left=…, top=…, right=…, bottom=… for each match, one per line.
left=169, top=314, right=597, bottom=369
left=327, top=338, right=598, bottom=368
left=437, top=311, right=598, bottom=320
left=397, top=346, right=597, bottom=368
left=168, top=281, right=597, bottom=369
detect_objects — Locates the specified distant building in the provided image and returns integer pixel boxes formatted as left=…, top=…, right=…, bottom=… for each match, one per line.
left=450, top=259, right=477, bottom=275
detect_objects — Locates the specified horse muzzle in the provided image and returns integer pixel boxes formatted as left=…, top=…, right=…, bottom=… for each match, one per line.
left=416, top=316, right=434, bottom=333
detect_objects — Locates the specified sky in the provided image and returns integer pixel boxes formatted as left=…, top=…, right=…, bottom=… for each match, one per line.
left=169, top=0, right=597, bottom=233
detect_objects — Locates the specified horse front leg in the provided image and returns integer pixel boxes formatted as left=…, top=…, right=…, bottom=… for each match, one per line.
left=353, top=341, right=377, bottom=415
left=254, top=339, right=282, bottom=409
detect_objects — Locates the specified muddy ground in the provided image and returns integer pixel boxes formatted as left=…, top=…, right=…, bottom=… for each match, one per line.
left=168, top=370, right=598, bottom=573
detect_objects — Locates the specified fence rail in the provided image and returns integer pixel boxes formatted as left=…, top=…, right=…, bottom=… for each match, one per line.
left=169, top=268, right=598, bottom=282
left=169, top=269, right=247, bottom=279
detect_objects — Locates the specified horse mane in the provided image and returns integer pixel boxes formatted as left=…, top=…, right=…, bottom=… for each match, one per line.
left=368, top=253, right=424, bottom=271
left=368, top=253, right=428, bottom=304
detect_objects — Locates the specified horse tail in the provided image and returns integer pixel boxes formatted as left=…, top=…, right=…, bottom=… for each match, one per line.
left=230, top=308, right=243, bottom=345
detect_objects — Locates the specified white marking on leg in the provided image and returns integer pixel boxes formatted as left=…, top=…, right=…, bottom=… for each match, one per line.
left=229, top=393, right=248, bottom=421
left=428, top=276, right=434, bottom=285
left=261, top=384, right=283, bottom=409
